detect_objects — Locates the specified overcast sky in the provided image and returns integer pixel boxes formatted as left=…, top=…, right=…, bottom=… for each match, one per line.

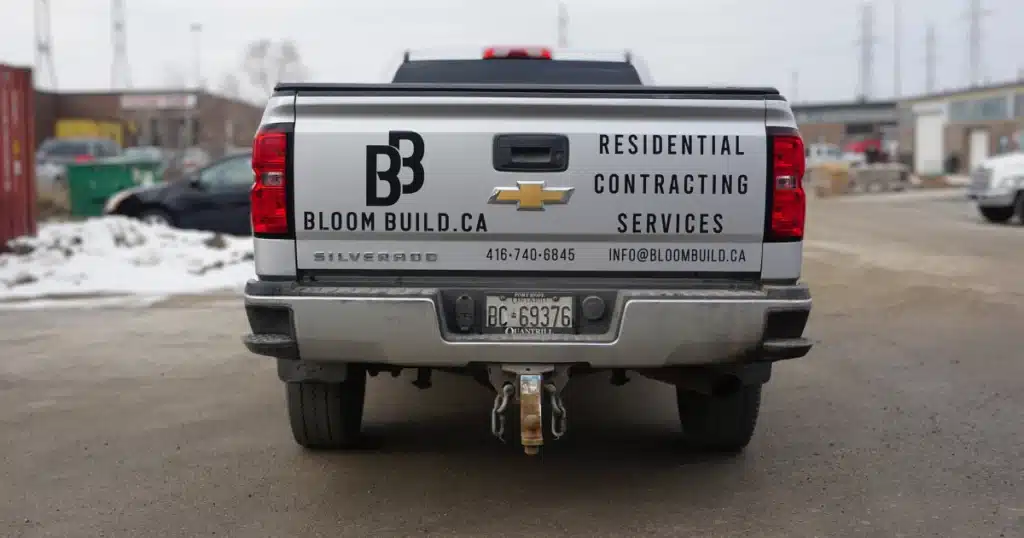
left=1, top=0, right=1021, bottom=104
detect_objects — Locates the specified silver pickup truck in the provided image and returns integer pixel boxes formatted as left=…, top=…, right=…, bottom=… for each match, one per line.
left=243, top=47, right=813, bottom=456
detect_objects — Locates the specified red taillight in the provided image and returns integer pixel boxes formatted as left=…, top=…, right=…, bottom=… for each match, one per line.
left=768, top=134, right=806, bottom=241
left=483, top=46, right=552, bottom=60
left=74, top=154, right=94, bottom=163
left=251, top=129, right=289, bottom=236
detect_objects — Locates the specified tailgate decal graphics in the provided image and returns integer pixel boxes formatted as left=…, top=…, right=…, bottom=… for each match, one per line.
left=365, top=130, right=425, bottom=206
left=294, top=113, right=769, bottom=272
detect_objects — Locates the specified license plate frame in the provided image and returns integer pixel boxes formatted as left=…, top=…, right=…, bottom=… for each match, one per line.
left=483, top=292, right=575, bottom=335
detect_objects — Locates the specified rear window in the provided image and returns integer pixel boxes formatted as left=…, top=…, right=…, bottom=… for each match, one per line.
left=391, top=59, right=643, bottom=85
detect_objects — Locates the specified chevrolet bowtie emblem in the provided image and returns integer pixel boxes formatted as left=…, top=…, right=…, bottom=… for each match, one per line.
left=488, top=181, right=575, bottom=211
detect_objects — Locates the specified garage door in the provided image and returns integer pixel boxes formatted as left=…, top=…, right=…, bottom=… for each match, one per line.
left=968, top=129, right=990, bottom=171
left=914, top=113, right=944, bottom=175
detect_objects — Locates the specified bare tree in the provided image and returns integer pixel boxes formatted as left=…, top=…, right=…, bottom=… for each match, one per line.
left=241, top=39, right=309, bottom=98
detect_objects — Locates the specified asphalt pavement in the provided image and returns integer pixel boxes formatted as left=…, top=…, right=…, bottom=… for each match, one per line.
left=2, top=189, right=1022, bottom=537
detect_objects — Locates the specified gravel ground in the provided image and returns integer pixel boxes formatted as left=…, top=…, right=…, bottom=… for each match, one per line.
left=2, top=190, right=1022, bottom=538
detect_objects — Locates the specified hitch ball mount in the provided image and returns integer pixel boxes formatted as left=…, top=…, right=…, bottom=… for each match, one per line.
left=488, top=364, right=570, bottom=456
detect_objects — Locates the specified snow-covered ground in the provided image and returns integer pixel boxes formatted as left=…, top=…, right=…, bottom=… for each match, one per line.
left=0, top=217, right=254, bottom=306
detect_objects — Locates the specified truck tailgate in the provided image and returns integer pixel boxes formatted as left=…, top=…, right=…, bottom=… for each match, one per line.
left=290, top=88, right=770, bottom=275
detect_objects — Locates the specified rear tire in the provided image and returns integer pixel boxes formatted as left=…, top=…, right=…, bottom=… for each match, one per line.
left=979, top=206, right=1015, bottom=224
left=677, top=384, right=762, bottom=454
left=286, top=366, right=367, bottom=450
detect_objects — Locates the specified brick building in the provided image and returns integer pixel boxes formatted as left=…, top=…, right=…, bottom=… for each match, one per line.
left=34, top=88, right=263, bottom=158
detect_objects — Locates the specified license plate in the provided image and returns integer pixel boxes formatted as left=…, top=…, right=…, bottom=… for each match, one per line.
left=483, top=293, right=574, bottom=335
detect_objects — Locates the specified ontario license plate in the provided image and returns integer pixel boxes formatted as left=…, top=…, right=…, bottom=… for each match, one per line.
left=483, top=293, right=574, bottom=335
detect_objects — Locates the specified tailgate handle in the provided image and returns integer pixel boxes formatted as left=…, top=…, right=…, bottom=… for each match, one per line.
left=493, top=134, right=569, bottom=172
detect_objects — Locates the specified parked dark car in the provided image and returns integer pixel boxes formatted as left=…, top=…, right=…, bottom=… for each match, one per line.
left=103, top=151, right=254, bottom=236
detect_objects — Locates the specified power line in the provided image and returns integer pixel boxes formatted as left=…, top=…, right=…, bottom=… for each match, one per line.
left=191, top=22, right=202, bottom=89
left=965, top=0, right=990, bottom=88
left=557, top=2, right=568, bottom=48
left=855, top=1, right=877, bottom=100
left=925, top=23, right=936, bottom=93
left=34, top=0, right=57, bottom=89
left=892, top=0, right=901, bottom=97
left=111, top=0, right=131, bottom=89
left=185, top=22, right=202, bottom=149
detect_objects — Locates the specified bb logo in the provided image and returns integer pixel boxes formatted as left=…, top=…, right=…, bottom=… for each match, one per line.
left=365, top=131, right=425, bottom=207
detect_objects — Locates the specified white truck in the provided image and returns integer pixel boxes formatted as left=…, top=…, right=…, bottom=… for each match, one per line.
left=242, top=47, right=813, bottom=456
left=966, top=151, right=1024, bottom=224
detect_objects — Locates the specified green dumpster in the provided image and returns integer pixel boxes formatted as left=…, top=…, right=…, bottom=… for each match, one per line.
left=66, top=158, right=164, bottom=218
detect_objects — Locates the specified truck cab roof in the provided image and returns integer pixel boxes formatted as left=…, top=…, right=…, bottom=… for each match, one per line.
left=389, top=46, right=654, bottom=85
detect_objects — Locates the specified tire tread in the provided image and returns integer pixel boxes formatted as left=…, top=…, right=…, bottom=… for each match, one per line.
left=677, top=384, right=762, bottom=454
left=286, top=367, right=366, bottom=450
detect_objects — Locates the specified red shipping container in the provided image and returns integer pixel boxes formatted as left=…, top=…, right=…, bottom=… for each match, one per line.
left=0, top=64, right=37, bottom=251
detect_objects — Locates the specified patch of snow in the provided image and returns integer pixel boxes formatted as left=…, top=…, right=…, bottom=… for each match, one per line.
left=0, top=216, right=255, bottom=302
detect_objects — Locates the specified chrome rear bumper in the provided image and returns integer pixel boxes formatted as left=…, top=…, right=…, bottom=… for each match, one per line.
left=243, top=280, right=813, bottom=368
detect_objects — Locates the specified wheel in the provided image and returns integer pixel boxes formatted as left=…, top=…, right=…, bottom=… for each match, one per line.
left=286, top=366, right=367, bottom=450
left=138, top=207, right=176, bottom=227
left=677, top=384, right=762, bottom=453
left=978, top=206, right=1015, bottom=224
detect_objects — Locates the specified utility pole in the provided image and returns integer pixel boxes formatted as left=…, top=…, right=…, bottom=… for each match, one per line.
left=34, top=0, right=58, bottom=89
left=966, top=0, right=990, bottom=88
left=893, top=0, right=901, bottom=97
left=856, top=1, right=877, bottom=101
left=925, top=24, right=936, bottom=93
left=557, top=2, right=568, bottom=48
left=111, top=0, right=131, bottom=89
left=184, top=22, right=202, bottom=149
left=191, top=23, right=203, bottom=90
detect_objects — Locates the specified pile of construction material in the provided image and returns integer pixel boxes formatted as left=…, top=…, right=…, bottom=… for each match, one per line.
left=807, top=162, right=914, bottom=198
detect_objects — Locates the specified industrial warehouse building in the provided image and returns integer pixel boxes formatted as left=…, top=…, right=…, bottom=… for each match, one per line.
left=33, top=89, right=263, bottom=158
left=791, top=80, right=1024, bottom=177
left=897, top=81, right=1024, bottom=176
